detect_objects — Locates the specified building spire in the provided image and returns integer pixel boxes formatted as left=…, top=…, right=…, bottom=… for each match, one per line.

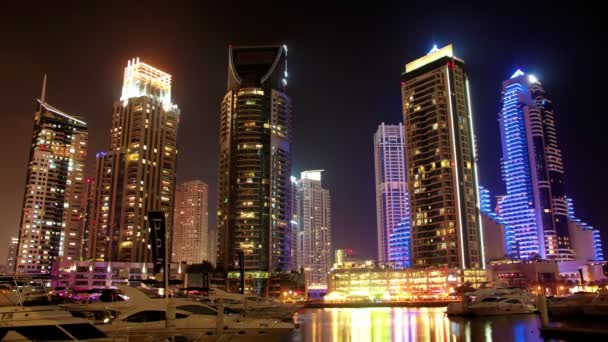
left=41, top=73, right=47, bottom=103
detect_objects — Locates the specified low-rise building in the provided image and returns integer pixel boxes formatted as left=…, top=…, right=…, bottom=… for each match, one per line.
left=487, top=259, right=558, bottom=290
left=327, top=262, right=488, bottom=301
left=557, top=260, right=608, bottom=285
left=488, top=259, right=608, bottom=295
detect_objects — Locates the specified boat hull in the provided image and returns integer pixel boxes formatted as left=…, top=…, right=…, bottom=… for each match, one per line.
left=102, top=327, right=295, bottom=341
left=470, top=304, right=536, bottom=316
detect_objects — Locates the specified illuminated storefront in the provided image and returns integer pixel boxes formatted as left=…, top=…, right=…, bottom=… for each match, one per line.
left=327, top=265, right=488, bottom=301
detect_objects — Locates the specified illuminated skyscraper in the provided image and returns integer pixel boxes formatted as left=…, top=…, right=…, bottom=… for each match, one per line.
left=401, top=44, right=484, bottom=269
left=7, top=237, right=19, bottom=274
left=290, top=176, right=302, bottom=271
left=16, top=77, right=88, bottom=273
left=498, top=70, right=572, bottom=260
left=374, top=123, right=410, bottom=267
left=172, top=180, right=209, bottom=264
left=293, top=171, right=332, bottom=290
left=90, top=58, right=180, bottom=263
left=217, top=45, right=292, bottom=291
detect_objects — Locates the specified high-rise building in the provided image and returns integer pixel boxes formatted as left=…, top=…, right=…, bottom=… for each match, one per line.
left=498, top=70, right=572, bottom=260
left=374, top=123, right=410, bottom=267
left=7, top=237, right=19, bottom=273
left=290, top=176, right=302, bottom=271
left=401, top=44, right=484, bottom=269
left=81, top=177, right=95, bottom=260
left=293, top=171, right=332, bottom=290
left=172, top=180, right=209, bottom=264
left=216, top=45, right=292, bottom=290
left=90, top=58, right=180, bottom=263
left=16, top=77, right=88, bottom=273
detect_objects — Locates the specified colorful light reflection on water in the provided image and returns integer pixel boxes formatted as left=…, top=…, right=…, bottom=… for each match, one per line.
left=292, top=307, right=544, bottom=341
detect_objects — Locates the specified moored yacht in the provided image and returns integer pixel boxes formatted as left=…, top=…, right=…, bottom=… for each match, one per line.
left=468, top=296, right=536, bottom=316
left=0, top=302, right=110, bottom=341
left=583, top=292, right=608, bottom=315
left=548, top=292, right=596, bottom=316
left=61, top=285, right=297, bottom=341
left=0, top=275, right=112, bottom=341
left=446, top=285, right=535, bottom=316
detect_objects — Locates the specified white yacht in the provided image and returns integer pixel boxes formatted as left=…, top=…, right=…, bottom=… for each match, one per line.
left=0, top=295, right=111, bottom=341
left=62, top=285, right=297, bottom=341
left=548, top=292, right=596, bottom=316
left=468, top=296, right=537, bottom=316
left=94, top=303, right=295, bottom=341
left=196, top=287, right=301, bottom=321
left=447, top=285, right=535, bottom=316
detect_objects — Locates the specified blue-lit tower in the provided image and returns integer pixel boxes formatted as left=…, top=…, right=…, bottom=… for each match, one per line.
left=498, top=70, right=571, bottom=260
left=388, top=218, right=411, bottom=269
left=374, top=123, right=410, bottom=268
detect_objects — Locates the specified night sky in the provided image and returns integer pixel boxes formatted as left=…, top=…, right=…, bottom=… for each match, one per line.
left=1, top=3, right=606, bottom=262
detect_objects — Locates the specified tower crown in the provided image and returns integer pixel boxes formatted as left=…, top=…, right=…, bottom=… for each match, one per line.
left=120, top=58, right=176, bottom=111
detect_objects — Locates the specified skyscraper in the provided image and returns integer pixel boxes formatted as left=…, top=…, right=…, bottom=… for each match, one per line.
left=498, top=70, right=572, bottom=260
left=172, top=180, right=209, bottom=264
left=7, top=237, right=19, bottom=273
left=293, top=171, right=332, bottom=290
left=217, top=45, right=292, bottom=291
left=16, top=77, right=88, bottom=273
left=401, top=44, right=484, bottom=269
left=81, top=177, right=95, bottom=261
left=90, top=58, right=180, bottom=263
left=290, top=176, right=302, bottom=271
left=374, top=123, right=410, bottom=267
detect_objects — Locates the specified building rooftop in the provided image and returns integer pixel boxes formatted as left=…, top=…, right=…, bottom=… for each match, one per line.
left=405, top=44, right=463, bottom=73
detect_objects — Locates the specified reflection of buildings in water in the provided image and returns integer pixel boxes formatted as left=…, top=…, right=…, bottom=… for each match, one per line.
left=302, top=307, right=452, bottom=342
left=448, top=315, right=541, bottom=342
left=298, top=307, right=545, bottom=342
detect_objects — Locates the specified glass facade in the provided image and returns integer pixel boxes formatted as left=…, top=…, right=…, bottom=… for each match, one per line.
left=292, top=171, right=332, bottom=288
left=217, top=45, right=292, bottom=292
left=328, top=265, right=488, bottom=300
left=401, top=45, right=484, bottom=269
left=374, top=123, right=410, bottom=267
left=89, top=59, right=179, bottom=263
left=16, top=81, right=88, bottom=274
left=498, top=71, right=572, bottom=260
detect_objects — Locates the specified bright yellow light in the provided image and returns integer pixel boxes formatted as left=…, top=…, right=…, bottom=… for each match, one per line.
left=405, top=44, right=454, bottom=73
left=120, top=58, right=175, bottom=110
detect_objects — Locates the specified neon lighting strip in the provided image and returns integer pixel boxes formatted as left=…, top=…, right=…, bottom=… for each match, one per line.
left=466, top=79, right=485, bottom=268
left=38, top=100, right=87, bottom=126
left=446, top=67, right=466, bottom=268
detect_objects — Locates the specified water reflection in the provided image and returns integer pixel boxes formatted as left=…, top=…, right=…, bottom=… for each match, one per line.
left=293, top=307, right=543, bottom=341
